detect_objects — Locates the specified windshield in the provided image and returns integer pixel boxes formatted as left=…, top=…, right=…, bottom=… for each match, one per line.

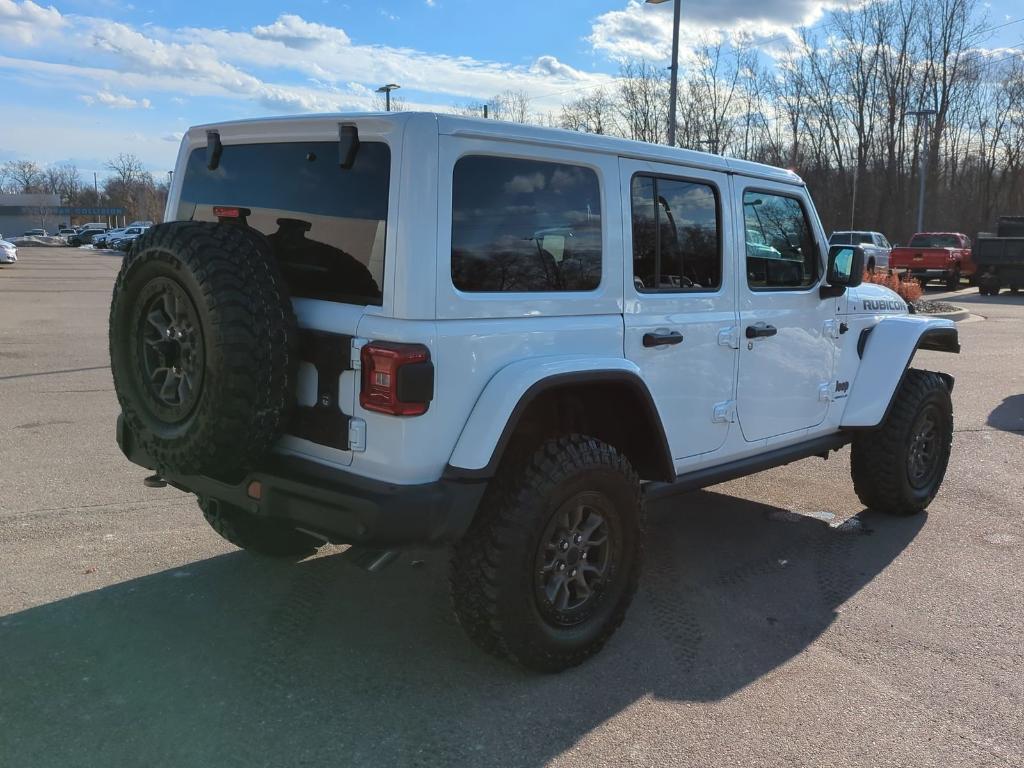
left=910, top=233, right=960, bottom=248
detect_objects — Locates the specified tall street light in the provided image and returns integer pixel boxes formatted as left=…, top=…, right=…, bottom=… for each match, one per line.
left=907, top=108, right=937, bottom=234
left=376, top=83, right=401, bottom=112
left=647, top=0, right=681, bottom=147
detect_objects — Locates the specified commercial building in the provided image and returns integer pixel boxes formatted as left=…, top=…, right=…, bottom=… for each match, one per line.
left=0, top=193, right=125, bottom=236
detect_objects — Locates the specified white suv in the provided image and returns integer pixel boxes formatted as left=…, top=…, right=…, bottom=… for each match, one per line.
left=110, top=113, right=959, bottom=671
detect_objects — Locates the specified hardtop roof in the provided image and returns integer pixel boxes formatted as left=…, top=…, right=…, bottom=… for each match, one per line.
left=189, top=112, right=805, bottom=188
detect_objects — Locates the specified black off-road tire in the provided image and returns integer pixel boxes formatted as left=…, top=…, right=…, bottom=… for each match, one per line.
left=945, top=269, right=960, bottom=291
left=850, top=369, right=953, bottom=515
left=199, top=497, right=320, bottom=559
left=450, top=435, right=644, bottom=672
left=109, top=222, right=297, bottom=479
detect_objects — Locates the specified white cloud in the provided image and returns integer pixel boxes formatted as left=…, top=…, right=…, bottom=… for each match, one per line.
left=0, top=10, right=613, bottom=120
left=0, top=0, right=66, bottom=44
left=79, top=90, right=151, bottom=109
left=588, top=0, right=830, bottom=61
left=251, top=14, right=350, bottom=49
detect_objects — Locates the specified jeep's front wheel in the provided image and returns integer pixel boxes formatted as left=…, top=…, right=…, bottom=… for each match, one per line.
left=850, top=369, right=953, bottom=515
left=199, top=497, right=321, bottom=559
left=450, top=435, right=643, bottom=672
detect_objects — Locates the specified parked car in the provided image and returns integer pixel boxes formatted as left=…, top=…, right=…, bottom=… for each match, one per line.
left=110, top=226, right=149, bottom=251
left=75, top=226, right=109, bottom=245
left=829, top=231, right=891, bottom=272
left=109, top=112, right=960, bottom=672
left=890, top=232, right=975, bottom=290
left=23, top=228, right=48, bottom=237
left=94, top=228, right=126, bottom=248
left=975, top=216, right=1024, bottom=295
left=57, top=228, right=77, bottom=244
left=127, top=220, right=155, bottom=228
left=0, top=234, right=17, bottom=264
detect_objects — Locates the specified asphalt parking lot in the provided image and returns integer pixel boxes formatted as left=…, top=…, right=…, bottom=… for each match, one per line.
left=1, top=247, right=1022, bottom=767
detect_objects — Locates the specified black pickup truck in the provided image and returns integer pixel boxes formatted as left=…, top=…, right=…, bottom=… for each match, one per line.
left=975, top=216, right=1024, bottom=296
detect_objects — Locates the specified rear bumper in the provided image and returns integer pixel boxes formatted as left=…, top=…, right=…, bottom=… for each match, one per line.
left=117, top=416, right=485, bottom=547
left=899, top=267, right=953, bottom=279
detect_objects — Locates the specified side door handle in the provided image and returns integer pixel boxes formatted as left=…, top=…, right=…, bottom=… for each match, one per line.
left=745, top=323, right=778, bottom=339
left=643, top=331, right=684, bottom=348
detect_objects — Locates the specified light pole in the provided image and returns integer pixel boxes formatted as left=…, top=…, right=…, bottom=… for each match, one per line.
left=646, top=0, right=681, bottom=147
left=907, top=108, right=936, bottom=234
left=376, top=83, right=401, bottom=112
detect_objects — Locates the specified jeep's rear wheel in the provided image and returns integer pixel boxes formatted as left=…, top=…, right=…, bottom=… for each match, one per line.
left=850, top=369, right=953, bottom=515
left=109, top=222, right=297, bottom=479
left=450, top=435, right=643, bottom=672
left=199, top=497, right=321, bottom=559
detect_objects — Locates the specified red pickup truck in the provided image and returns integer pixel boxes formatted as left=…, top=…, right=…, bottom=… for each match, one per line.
left=890, top=232, right=975, bottom=290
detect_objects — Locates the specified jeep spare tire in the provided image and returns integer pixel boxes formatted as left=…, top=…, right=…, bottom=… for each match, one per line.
left=109, top=221, right=297, bottom=479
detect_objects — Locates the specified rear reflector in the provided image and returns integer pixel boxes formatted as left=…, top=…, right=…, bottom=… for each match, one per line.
left=213, top=206, right=241, bottom=218
left=360, top=342, right=433, bottom=416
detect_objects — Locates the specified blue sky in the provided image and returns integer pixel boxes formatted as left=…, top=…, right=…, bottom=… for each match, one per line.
left=2, top=0, right=1022, bottom=181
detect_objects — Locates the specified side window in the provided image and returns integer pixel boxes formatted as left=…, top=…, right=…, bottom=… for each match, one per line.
left=743, top=190, right=818, bottom=290
left=451, top=156, right=602, bottom=293
left=630, top=174, right=721, bottom=292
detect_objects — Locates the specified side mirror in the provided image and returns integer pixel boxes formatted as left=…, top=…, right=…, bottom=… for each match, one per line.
left=820, top=245, right=864, bottom=298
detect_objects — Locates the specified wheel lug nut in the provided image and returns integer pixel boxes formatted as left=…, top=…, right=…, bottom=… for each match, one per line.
left=569, top=569, right=577, bottom=578
left=557, top=561, right=566, bottom=571
left=573, top=534, right=582, bottom=544
left=582, top=551, right=588, bottom=560
left=559, top=541, right=568, bottom=551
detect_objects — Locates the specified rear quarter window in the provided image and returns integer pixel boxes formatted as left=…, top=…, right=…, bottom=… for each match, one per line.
left=177, top=140, right=390, bottom=306
left=451, top=155, right=602, bottom=293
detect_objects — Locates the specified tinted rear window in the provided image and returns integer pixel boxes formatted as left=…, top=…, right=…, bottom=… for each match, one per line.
left=177, top=140, right=390, bottom=305
left=909, top=234, right=960, bottom=248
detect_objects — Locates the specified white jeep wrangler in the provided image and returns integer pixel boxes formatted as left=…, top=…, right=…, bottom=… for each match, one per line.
left=110, top=113, right=959, bottom=672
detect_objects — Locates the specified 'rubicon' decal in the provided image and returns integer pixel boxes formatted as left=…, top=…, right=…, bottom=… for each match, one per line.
left=862, top=298, right=906, bottom=312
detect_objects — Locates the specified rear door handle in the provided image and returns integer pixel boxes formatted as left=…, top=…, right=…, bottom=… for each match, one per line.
left=643, top=331, right=684, bottom=348
left=745, top=323, right=778, bottom=339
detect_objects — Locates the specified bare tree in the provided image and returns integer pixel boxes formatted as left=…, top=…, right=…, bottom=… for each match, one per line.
left=492, top=90, right=532, bottom=123
left=1, top=160, right=45, bottom=194
left=560, top=88, right=618, bottom=135
left=616, top=60, right=668, bottom=144
left=372, top=92, right=406, bottom=112
left=105, top=154, right=147, bottom=188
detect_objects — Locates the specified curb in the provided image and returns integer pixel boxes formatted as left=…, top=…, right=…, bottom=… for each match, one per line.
left=916, top=306, right=970, bottom=322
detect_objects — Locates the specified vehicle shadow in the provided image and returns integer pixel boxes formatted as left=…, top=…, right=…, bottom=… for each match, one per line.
left=988, top=394, right=1024, bottom=433
left=0, top=491, right=924, bottom=767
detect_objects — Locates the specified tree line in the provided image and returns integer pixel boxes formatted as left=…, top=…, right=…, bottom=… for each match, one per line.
left=466, top=0, right=1024, bottom=243
left=5, top=0, right=1020, bottom=242
left=0, top=154, right=168, bottom=225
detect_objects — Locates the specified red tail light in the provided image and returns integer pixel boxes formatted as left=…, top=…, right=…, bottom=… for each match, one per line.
left=360, top=342, right=433, bottom=416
